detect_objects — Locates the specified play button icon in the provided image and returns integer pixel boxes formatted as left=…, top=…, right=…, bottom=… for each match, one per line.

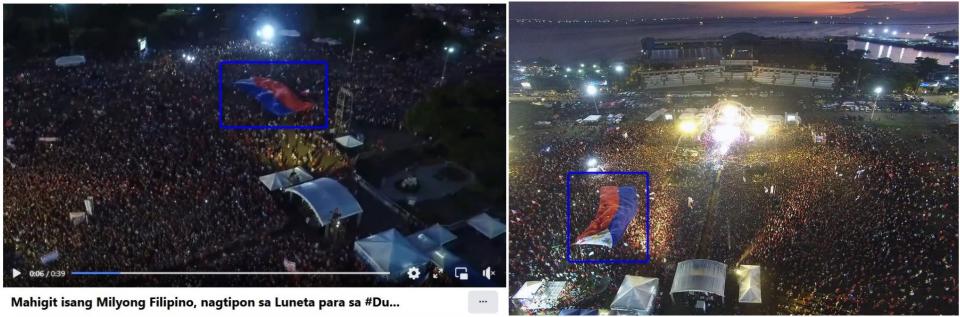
left=12, top=269, right=21, bottom=278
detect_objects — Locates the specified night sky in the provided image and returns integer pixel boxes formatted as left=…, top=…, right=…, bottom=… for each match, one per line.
left=510, top=2, right=960, bottom=20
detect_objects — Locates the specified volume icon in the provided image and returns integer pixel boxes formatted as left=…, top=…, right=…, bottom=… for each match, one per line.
left=481, top=267, right=494, bottom=280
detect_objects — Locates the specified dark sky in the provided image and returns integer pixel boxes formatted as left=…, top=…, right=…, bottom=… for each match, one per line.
left=510, top=2, right=960, bottom=20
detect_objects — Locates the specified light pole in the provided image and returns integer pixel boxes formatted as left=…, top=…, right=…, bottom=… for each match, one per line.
left=871, top=86, right=882, bottom=120
left=676, top=120, right=696, bottom=152
left=440, top=46, right=455, bottom=83
left=585, top=83, right=599, bottom=114
left=350, top=18, right=362, bottom=64
left=59, top=4, right=72, bottom=53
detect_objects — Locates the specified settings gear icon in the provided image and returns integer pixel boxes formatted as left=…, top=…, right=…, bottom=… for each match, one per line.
left=406, top=266, right=421, bottom=280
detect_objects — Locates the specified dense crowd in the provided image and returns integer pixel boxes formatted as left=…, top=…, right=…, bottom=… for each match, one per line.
left=2, top=36, right=474, bottom=285
left=509, top=98, right=957, bottom=314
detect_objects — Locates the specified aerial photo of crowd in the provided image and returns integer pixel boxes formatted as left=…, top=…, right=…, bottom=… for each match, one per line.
left=3, top=4, right=504, bottom=287
left=509, top=96, right=958, bottom=314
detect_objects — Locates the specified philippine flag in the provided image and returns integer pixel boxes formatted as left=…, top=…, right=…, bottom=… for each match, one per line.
left=574, top=186, right=639, bottom=247
left=234, top=77, right=316, bottom=116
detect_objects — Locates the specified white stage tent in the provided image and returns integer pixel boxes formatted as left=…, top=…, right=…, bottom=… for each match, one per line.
left=512, top=281, right=568, bottom=310
left=259, top=167, right=314, bottom=191
left=406, top=224, right=457, bottom=252
left=466, top=213, right=506, bottom=239
left=737, top=265, right=762, bottom=304
left=670, top=259, right=727, bottom=301
left=610, top=275, right=659, bottom=315
left=334, top=135, right=364, bottom=149
left=284, top=178, right=361, bottom=227
left=354, top=229, right=430, bottom=279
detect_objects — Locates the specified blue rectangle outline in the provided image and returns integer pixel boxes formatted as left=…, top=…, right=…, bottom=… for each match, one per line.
left=565, top=170, right=652, bottom=264
left=217, top=59, right=330, bottom=130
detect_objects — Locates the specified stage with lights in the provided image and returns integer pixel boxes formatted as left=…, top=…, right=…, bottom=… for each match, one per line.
left=670, top=100, right=796, bottom=160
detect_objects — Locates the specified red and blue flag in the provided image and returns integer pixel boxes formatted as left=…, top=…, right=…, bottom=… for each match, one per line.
left=234, top=77, right=315, bottom=116
left=575, top=186, right=639, bottom=247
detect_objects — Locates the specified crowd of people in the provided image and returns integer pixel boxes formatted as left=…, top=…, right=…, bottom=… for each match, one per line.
left=509, top=94, right=957, bottom=314
left=4, top=54, right=288, bottom=283
left=3, top=33, right=484, bottom=286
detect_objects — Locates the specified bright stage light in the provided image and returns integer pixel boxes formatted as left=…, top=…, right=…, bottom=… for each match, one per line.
left=586, top=158, right=599, bottom=168
left=749, top=120, right=769, bottom=136
left=719, top=105, right=742, bottom=123
left=584, top=84, right=598, bottom=96
left=258, top=24, right=276, bottom=41
left=679, top=120, right=697, bottom=133
left=712, top=124, right=740, bottom=143
left=614, top=65, right=625, bottom=73
left=663, top=113, right=674, bottom=121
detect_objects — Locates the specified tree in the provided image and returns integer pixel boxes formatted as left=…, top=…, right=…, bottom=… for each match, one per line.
left=405, top=75, right=504, bottom=196
left=915, top=57, right=940, bottom=80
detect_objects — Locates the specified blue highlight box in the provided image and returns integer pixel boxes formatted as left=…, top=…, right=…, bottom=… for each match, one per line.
left=565, top=171, right=652, bottom=264
left=218, top=60, right=330, bottom=130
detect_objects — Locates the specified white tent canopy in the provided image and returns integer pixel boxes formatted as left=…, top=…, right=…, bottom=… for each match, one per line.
left=417, top=224, right=457, bottom=245
left=424, top=247, right=463, bottom=269
left=284, top=178, right=361, bottom=227
left=406, top=224, right=457, bottom=252
left=312, top=37, right=342, bottom=45
left=279, top=29, right=301, bottom=37
left=335, top=135, right=364, bottom=148
left=512, top=281, right=568, bottom=310
left=785, top=112, right=801, bottom=124
left=259, top=167, right=314, bottom=191
left=466, top=213, right=506, bottom=239
left=354, top=229, right=429, bottom=279
left=737, top=265, right=762, bottom=304
left=764, top=115, right=785, bottom=124
left=611, top=275, right=659, bottom=315
left=671, top=259, right=727, bottom=298
left=645, top=108, right=668, bottom=122
left=55, top=55, right=86, bottom=67
left=581, top=114, right=602, bottom=123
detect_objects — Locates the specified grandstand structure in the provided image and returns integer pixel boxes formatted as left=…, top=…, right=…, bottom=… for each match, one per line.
left=750, top=66, right=837, bottom=90
left=638, top=61, right=839, bottom=90
left=641, top=66, right=725, bottom=89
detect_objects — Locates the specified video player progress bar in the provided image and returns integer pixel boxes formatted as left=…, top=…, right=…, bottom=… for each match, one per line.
left=71, top=271, right=390, bottom=276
